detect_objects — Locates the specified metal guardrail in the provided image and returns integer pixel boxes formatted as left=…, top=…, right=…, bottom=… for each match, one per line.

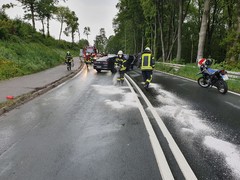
left=161, top=62, right=240, bottom=79
left=226, top=71, right=240, bottom=79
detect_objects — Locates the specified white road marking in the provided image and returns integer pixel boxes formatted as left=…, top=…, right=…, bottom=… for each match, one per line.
left=125, top=74, right=197, bottom=180
left=225, top=101, right=240, bottom=110
left=125, top=78, right=174, bottom=180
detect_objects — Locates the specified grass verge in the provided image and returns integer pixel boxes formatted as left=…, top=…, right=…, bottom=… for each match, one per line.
left=0, top=41, right=79, bottom=81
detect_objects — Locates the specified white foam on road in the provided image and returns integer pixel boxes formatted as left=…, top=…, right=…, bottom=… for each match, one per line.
left=158, top=105, right=213, bottom=132
left=204, top=136, right=240, bottom=178
left=92, top=85, right=137, bottom=109
left=154, top=85, right=213, bottom=133
left=112, top=73, right=118, bottom=85
left=181, top=128, right=194, bottom=134
left=104, top=100, right=125, bottom=109
left=153, top=84, right=240, bottom=178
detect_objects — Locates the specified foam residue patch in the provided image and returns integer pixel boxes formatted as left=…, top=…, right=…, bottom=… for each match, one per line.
left=204, top=136, right=240, bottom=177
left=155, top=87, right=240, bottom=178
left=92, top=85, right=137, bottom=109
left=156, top=88, right=212, bottom=133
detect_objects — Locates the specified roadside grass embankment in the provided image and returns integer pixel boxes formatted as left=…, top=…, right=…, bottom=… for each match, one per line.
left=0, top=40, right=81, bottom=111
left=0, top=41, right=79, bottom=81
left=155, top=63, right=240, bottom=94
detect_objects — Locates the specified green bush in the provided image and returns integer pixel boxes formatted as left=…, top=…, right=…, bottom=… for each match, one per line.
left=0, top=60, right=23, bottom=80
left=212, top=60, right=240, bottom=71
left=0, top=19, right=12, bottom=39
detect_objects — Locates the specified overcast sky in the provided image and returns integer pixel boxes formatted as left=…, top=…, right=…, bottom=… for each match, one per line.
left=1, top=0, right=119, bottom=45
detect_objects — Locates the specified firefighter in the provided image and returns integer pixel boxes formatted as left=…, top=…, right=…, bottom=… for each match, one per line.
left=65, top=51, right=73, bottom=66
left=139, top=47, right=155, bottom=89
left=90, top=53, right=94, bottom=63
left=115, top=50, right=127, bottom=85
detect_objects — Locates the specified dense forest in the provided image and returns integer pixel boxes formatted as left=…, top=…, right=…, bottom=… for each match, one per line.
left=106, top=0, right=240, bottom=70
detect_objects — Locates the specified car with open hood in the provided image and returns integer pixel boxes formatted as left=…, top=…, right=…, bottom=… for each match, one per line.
left=93, top=55, right=117, bottom=73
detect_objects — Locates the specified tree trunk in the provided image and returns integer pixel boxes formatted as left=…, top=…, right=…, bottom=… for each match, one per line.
left=230, top=1, right=240, bottom=61
left=30, top=3, right=35, bottom=30
left=157, top=2, right=165, bottom=62
left=237, top=3, right=240, bottom=37
left=176, top=0, right=183, bottom=61
left=159, top=22, right=165, bottom=62
left=72, top=31, right=74, bottom=44
left=197, top=0, right=211, bottom=60
left=166, top=4, right=176, bottom=62
left=237, top=3, right=240, bottom=61
left=167, top=35, right=178, bottom=61
left=154, top=16, right=157, bottom=58
left=150, top=24, right=153, bottom=51
left=77, top=28, right=80, bottom=42
left=134, top=28, right=137, bottom=54
left=226, top=0, right=233, bottom=29
left=191, top=35, right=194, bottom=63
left=59, top=18, right=64, bottom=40
left=47, top=17, right=50, bottom=37
left=41, top=19, right=45, bottom=37
left=141, top=33, right=144, bottom=52
left=206, top=0, right=218, bottom=57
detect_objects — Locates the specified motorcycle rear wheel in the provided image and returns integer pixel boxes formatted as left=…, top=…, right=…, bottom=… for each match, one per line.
left=197, top=77, right=210, bottom=88
left=217, top=80, right=228, bottom=94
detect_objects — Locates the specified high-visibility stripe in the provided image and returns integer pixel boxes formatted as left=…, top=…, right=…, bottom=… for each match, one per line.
left=141, top=53, right=152, bottom=70
left=116, top=58, right=127, bottom=71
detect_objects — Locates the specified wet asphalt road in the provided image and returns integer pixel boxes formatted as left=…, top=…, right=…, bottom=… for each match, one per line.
left=0, top=66, right=161, bottom=180
left=1, top=65, right=240, bottom=180
left=128, top=69, right=240, bottom=180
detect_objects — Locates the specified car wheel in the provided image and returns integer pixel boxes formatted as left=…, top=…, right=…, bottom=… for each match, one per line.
left=96, top=69, right=101, bottom=73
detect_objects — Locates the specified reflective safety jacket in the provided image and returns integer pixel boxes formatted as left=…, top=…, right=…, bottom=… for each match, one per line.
left=65, top=54, right=73, bottom=62
left=140, top=52, right=155, bottom=71
left=115, top=57, right=127, bottom=71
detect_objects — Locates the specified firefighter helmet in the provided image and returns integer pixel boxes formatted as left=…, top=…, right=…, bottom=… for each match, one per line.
left=145, top=47, right=151, bottom=51
left=117, top=50, right=123, bottom=55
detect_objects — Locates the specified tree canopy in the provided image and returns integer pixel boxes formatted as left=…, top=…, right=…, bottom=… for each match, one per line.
left=106, top=0, right=240, bottom=66
left=2, top=0, right=240, bottom=67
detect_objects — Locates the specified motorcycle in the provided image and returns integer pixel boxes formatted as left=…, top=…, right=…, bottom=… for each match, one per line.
left=197, top=66, right=229, bottom=94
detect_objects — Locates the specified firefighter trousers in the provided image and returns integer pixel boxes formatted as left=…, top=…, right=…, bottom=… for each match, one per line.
left=142, top=70, right=153, bottom=85
left=117, top=70, right=125, bottom=84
